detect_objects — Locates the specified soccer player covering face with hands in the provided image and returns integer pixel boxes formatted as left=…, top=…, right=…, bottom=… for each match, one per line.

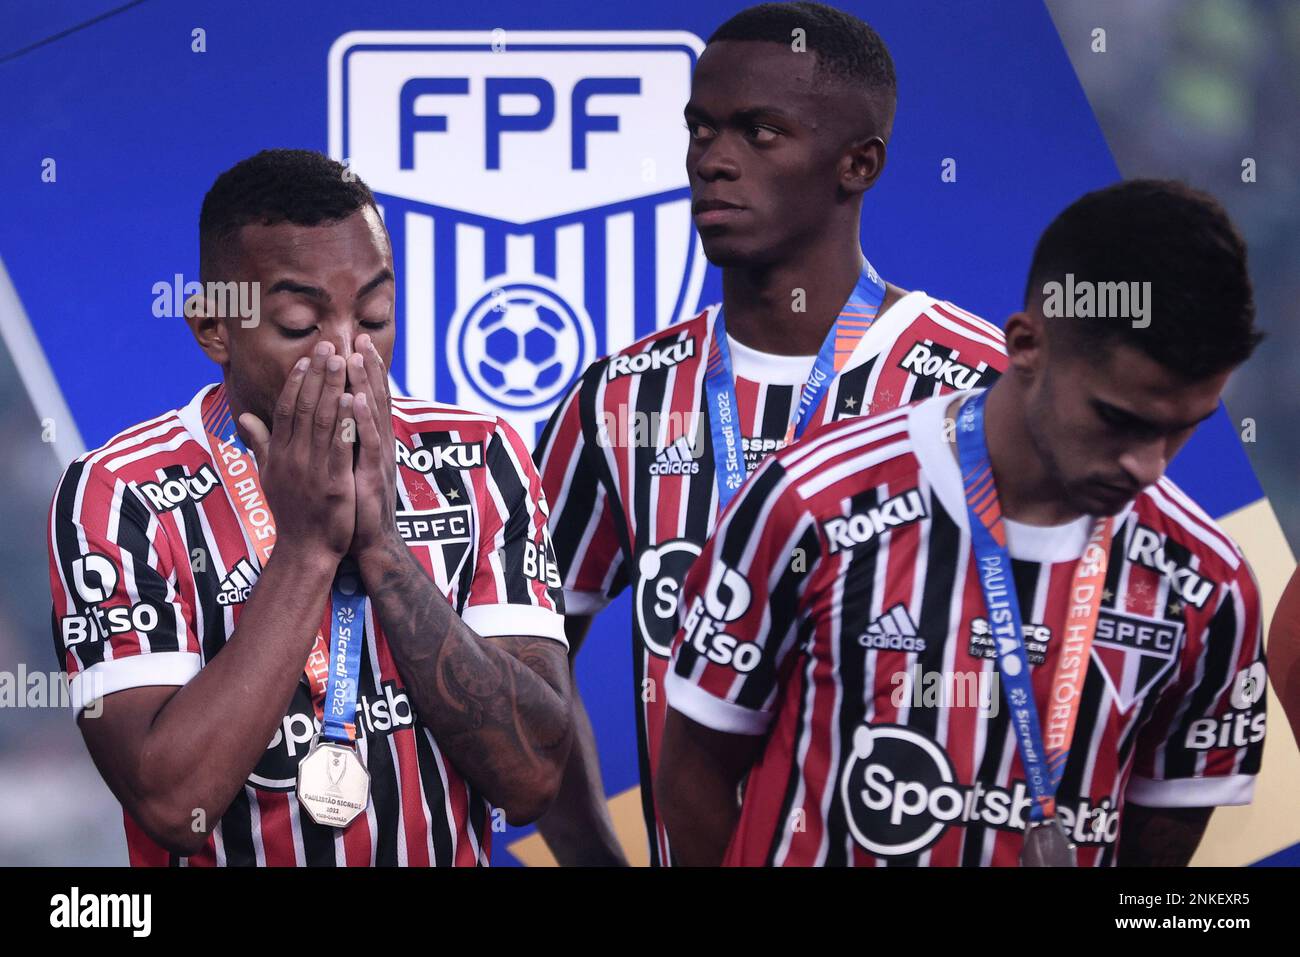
left=535, top=0, right=1007, bottom=867
left=657, top=180, right=1267, bottom=867
left=47, top=150, right=571, bottom=865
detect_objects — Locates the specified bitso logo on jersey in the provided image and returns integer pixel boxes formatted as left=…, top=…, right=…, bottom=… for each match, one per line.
left=329, top=30, right=708, bottom=441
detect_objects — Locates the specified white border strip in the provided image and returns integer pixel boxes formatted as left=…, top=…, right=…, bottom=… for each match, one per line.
left=0, top=253, right=85, bottom=464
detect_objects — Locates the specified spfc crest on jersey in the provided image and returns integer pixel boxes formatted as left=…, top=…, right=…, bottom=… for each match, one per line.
left=329, top=31, right=708, bottom=443
left=1090, top=606, right=1182, bottom=712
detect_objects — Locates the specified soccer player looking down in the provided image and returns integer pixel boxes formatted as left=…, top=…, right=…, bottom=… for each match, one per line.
left=535, top=1, right=1007, bottom=865
left=48, top=149, right=571, bottom=866
left=657, top=179, right=1266, bottom=867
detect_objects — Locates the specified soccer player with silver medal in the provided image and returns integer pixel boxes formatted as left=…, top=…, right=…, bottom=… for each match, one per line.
left=297, top=560, right=370, bottom=827
left=957, top=390, right=1113, bottom=868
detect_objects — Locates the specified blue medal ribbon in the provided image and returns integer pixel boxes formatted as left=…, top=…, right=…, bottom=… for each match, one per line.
left=703, top=259, right=887, bottom=510
left=322, top=561, right=367, bottom=746
left=955, top=390, right=1059, bottom=820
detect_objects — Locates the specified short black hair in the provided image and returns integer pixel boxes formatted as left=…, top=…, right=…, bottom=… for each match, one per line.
left=199, top=149, right=377, bottom=280
left=1025, top=179, right=1261, bottom=379
left=708, top=2, right=897, bottom=137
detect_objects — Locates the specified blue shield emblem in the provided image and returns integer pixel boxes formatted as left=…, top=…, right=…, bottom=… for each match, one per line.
left=329, top=31, right=708, bottom=440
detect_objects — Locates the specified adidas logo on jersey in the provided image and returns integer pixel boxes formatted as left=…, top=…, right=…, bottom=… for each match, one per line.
left=898, top=342, right=987, bottom=391
left=823, top=489, right=928, bottom=554
left=217, top=558, right=259, bottom=605
left=606, top=338, right=695, bottom=379
left=649, top=436, right=700, bottom=476
left=859, top=604, right=926, bottom=652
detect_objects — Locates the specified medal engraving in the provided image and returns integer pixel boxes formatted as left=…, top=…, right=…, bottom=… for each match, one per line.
left=1020, top=817, right=1077, bottom=867
left=296, top=736, right=370, bottom=828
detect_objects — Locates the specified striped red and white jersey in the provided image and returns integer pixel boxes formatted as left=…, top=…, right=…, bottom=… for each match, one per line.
left=666, top=391, right=1266, bottom=867
left=48, top=383, right=566, bottom=867
left=534, top=291, right=1008, bottom=863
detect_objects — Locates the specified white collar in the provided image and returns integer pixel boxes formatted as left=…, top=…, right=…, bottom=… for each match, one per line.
left=906, top=389, right=1134, bottom=563
left=713, top=289, right=936, bottom=386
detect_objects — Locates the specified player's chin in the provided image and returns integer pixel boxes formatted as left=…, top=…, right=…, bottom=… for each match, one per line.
left=1073, top=480, right=1141, bottom=517
left=698, top=232, right=767, bottom=268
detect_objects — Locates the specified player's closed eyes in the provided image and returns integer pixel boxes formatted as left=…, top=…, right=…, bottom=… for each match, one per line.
left=277, top=319, right=391, bottom=339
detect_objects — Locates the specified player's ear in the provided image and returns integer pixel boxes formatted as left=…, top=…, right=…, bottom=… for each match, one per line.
left=184, top=293, right=231, bottom=366
left=1002, top=310, right=1047, bottom=381
left=840, top=135, right=886, bottom=196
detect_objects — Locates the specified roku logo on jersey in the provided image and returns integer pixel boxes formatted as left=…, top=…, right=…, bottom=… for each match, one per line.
left=839, top=723, right=1120, bottom=858
left=395, top=440, right=484, bottom=472
left=898, top=342, right=986, bottom=390
left=1126, top=526, right=1214, bottom=609
left=606, top=338, right=695, bottom=379
left=135, top=464, right=219, bottom=513
left=822, top=490, right=927, bottom=554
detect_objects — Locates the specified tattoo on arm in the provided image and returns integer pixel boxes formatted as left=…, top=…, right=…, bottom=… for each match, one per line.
left=361, top=539, right=571, bottom=811
left=1119, top=804, right=1213, bottom=866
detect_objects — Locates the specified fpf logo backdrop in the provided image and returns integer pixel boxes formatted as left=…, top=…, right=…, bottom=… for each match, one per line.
left=0, top=0, right=1295, bottom=866
left=330, top=32, right=707, bottom=442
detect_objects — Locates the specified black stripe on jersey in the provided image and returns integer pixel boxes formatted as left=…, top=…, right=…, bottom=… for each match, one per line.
left=760, top=384, right=796, bottom=439
left=629, top=341, right=675, bottom=564
left=1167, top=586, right=1246, bottom=778
left=620, top=344, right=681, bottom=868
left=467, top=793, right=489, bottom=866
left=1103, top=522, right=1129, bottom=608
left=830, top=356, right=877, bottom=423
left=718, top=459, right=784, bottom=569
left=408, top=430, right=476, bottom=607
left=112, top=483, right=183, bottom=655
left=961, top=678, right=1013, bottom=866
left=359, top=646, right=401, bottom=866
left=52, top=461, right=92, bottom=660
left=887, top=496, right=963, bottom=867
left=682, top=388, right=719, bottom=544
left=576, top=362, right=635, bottom=595
left=765, top=620, right=816, bottom=867
left=297, top=807, right=340, bottom=867
left=483, top=427, right=533, bottom=606
left=161, top=464, right=223, bottom=663
left=822, top=486, right=884, bottom=867
left=218, top=789, right=258, bottom=866
left=413, top=728, right=454, bottom=865
left=536, top=391, right=599, bottom=582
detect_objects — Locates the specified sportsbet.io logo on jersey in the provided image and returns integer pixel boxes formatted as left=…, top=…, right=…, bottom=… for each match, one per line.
left=838, top=723, right=1120, bottom=858
left=329, top=31, right=708, bottom=442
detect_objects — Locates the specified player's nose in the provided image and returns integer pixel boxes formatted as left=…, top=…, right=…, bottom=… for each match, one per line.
left=693, top=136, right=740, bottom=182
left=1117, top=441, right=1169, bottom=491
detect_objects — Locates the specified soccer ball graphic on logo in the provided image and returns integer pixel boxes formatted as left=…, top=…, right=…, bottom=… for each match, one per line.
left=452, top=282, right=591, bottom=412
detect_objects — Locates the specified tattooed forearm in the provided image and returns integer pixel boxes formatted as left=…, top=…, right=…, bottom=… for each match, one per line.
left=1119, top=804, right=1213, bottom=866
left=357, top=537, right=572, bottom=822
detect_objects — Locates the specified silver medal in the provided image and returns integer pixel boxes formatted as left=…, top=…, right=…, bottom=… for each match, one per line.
left=296, top=735, right=371, bottom=828
left=1020, top=817, right=1077, bottom=867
